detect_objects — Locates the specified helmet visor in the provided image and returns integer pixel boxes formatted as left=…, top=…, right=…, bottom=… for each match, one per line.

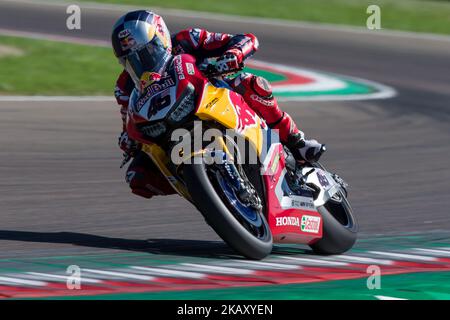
left=120, top=35, right=169, bottom=86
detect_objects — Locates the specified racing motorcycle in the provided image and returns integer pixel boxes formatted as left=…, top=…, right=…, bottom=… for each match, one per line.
left=125, top=54, right=358, bottom=260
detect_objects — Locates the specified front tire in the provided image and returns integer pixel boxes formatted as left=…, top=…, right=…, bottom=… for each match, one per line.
left=310, top=192, right=358, bottom=255
left=183, top=159, right=273, bottom=260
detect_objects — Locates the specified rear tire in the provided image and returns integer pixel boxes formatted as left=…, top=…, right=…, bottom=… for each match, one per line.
left=183, top=159, right=273, bottom=260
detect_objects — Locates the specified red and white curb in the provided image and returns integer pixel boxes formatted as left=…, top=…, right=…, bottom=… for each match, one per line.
left=247, top=60, right=397, bottom=101
left=248, top=60, right=347, bottom=93
left=0, top=247, right=449, bottom=298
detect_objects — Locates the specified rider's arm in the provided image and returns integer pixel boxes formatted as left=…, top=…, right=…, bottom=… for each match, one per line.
left=115, top=70, right=141, bottom=157
left=115, top=70, right=134, bottom=131
left=172, top=28, right=259, bottom=63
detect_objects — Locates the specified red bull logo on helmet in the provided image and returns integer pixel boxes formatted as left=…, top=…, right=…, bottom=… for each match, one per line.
left=140, top=72, right=162, bottom=90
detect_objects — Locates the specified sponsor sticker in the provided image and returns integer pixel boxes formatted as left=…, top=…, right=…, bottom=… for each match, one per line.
left=174, top=55, right=185, bottom=80
left=316, top=171, right=330, bottom=187
left=140, top=72, right=162, bottom=90
left=250, top=94, right=274, bottom=107
left=118, top=29, right=131, bottom=39
left=301, top=215, right=321, bottom=234
left=276, top=216, right=300, bottom=227
left=186, top=62, right=195, bottom=75
left=205, top=97, right=219, bottom=109
left=291, top=198, right=315, bottom=210
left=135, top=76, right=175, bottom=111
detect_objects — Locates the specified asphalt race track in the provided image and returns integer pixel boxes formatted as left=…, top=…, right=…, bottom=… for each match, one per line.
left=0, top=1, right=449, bottom=272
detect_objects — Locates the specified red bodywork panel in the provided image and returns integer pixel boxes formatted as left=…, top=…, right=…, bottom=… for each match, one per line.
left=262, top=144, right=323, bottom=244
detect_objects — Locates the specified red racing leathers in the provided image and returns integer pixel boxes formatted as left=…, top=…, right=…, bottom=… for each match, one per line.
left=115, top=28, right=301, bottom=199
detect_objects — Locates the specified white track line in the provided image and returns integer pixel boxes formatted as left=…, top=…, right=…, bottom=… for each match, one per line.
left=368, top=251, right=437, bottom=262
left=276, top=256, right=348, bottom=266
left=375, top=295, right=408, bottom=300
left=25, top=272, right=102, bottom=284
left=0, top=28, right=109, bottom=47
left=176, top=263, right=253, bottom=275
left=227, top=260, right=300, bottom=270
left=323, top=255, right=393, bottom=266
left=0, top=276, right=46, bottom=286
left=411, top=248, right=450, bottom=257
left=81, top=269, right=154, bottom=281
left=130, top=266, right=205, bottom=279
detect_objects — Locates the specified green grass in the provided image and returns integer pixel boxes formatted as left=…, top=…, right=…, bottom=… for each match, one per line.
left=0, top=36, right=290, bottom=96
left=0, top=36, right=119, bottom=95
left=84, top=0, right=450, bottom=35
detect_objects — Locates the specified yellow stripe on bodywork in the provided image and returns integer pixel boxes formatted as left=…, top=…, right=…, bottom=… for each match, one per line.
left=196, top=84, right=238, bottom=130
left=196, top=84, right=264, bottom=155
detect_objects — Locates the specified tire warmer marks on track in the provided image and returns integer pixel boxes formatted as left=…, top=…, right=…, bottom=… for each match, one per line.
left=1, top=247, right=450, bottom=298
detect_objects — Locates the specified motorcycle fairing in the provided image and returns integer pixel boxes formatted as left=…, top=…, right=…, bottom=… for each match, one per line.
left=301, top=167, right=341, bottom=207
left=195, top=83, right=266, bottom=156
left=262, top=143, right=323, bottom=244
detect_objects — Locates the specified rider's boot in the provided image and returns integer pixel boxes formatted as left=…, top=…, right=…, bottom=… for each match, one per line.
left=286, top=131, right=327, bottom=163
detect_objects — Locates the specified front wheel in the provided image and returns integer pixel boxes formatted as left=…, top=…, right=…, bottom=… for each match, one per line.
left=183, top=158, right=273, bottom=260
left=310, top=190, right=358, bottom=255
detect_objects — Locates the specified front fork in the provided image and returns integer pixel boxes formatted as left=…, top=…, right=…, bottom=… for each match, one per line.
left=204, top=137, right=262, bottom=211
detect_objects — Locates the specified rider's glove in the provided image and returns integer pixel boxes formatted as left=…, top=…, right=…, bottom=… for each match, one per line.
left=287, top=132, right=326, bottom=163
left=118, top=131, right=140, bottom=157
left=215, top=49, right=244, bottom=76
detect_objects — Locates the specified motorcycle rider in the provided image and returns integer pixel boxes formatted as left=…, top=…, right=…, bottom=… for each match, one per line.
left=112, top=10, right=326, bottom=199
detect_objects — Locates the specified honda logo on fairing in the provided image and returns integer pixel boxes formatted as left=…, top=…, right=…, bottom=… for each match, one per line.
left=276, top=216, right=300, bottom=227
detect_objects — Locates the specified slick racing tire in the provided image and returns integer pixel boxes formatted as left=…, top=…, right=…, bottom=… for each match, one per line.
left=184, top=158, right=273, bottom=260
left=310, top=191, right=358, bottom=255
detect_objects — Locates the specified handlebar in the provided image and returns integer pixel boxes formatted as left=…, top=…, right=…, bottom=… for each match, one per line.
left=197, top=58, right=244, bottom=78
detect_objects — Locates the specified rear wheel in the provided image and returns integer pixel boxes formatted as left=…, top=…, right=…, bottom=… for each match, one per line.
left=183, top=157, right=273, bottom=260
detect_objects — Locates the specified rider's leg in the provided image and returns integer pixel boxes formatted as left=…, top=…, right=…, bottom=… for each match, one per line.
left=228, top=73, right=299, bottom=142
left=228, top=72, right=325, bottom=162
left=126, top=151, right=176, bottom=199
